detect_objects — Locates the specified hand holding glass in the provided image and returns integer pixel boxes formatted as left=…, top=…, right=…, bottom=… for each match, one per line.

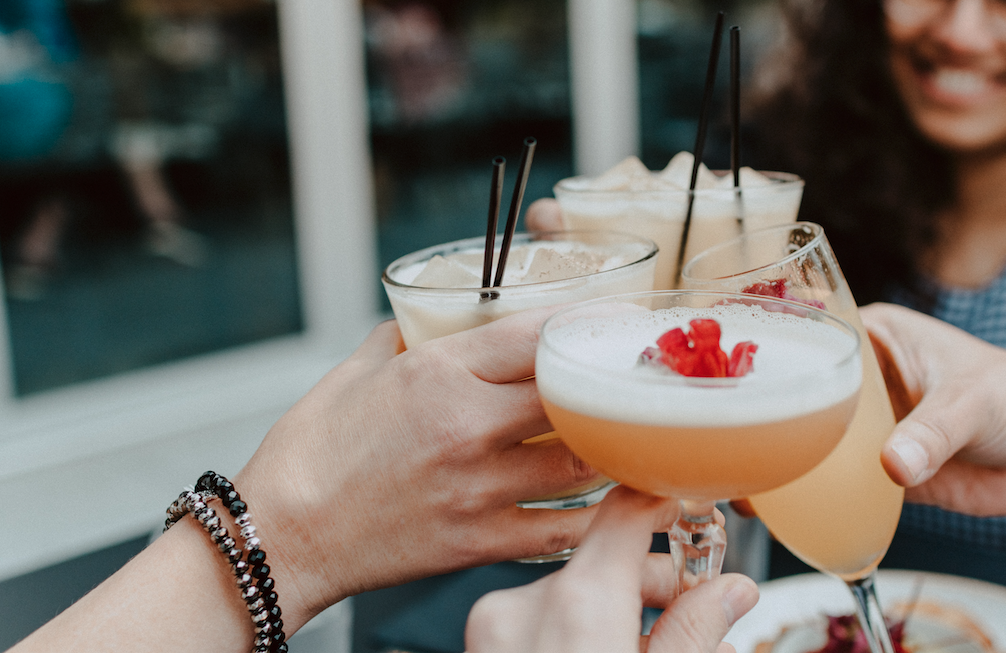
left=681, top=222, right=905, bottom=653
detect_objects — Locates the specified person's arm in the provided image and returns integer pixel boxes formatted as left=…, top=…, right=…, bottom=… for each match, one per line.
left=466, top=486, right=759, bottom=653
left=864, top=302, right=1006, bottom=516
left=13, top=309, right=601, bottom=652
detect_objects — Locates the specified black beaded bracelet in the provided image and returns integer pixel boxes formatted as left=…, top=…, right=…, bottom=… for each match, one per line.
left=165, top=471, right=288, bottom=653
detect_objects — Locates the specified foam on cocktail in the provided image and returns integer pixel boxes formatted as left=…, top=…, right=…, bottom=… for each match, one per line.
left=537, top=303, right=861, bottom=428
left=383, top=234, right=658, bottom=349
left=393, top=240, right=643, bottom=289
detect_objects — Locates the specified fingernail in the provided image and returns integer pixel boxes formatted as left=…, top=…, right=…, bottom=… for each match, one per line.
left=721, top=578, right=758, bottom=626
left=890, top=437, right=932, bottom=483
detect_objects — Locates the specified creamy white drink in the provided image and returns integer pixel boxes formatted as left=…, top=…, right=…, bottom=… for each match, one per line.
left=383, top=231, right=658, bottom=349
left=553, top=153, right=804, bottom=289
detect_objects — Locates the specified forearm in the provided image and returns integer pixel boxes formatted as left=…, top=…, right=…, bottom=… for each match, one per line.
left=11, top=518, right=255, bottom=653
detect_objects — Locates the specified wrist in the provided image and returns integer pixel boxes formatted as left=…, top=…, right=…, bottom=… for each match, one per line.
left=165, top=472, right=292, bottom=651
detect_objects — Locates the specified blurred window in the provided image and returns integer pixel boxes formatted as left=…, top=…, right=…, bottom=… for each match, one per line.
left=364, top=0, right=574, bottom=298
left=0, top=0, right=300, bottom=395
left=636, top=0, right=783, bottom=170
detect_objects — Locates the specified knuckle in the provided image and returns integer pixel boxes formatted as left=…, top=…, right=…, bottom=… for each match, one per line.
left=910, top=414, right=956, bottom=461
left=673, top=612, right=722, bottom=651
left=570, top=451, right=597, bottom=484
left=539, top=521, right=580, bottom=557
left=467, top=593, right=518, bottom=645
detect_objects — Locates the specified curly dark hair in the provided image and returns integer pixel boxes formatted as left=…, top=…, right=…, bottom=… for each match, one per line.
left=747, top=0, right=953, bottom=305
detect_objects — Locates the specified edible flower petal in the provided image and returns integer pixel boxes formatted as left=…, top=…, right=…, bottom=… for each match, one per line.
left=645, top=318, right=756, bottom=378
left=742, top=278, right=827, bottom=311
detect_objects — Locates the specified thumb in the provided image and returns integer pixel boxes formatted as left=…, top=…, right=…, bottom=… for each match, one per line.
left=879, top=345, right=1006, bottom=488
left=646, top=574, right=758, bottom=653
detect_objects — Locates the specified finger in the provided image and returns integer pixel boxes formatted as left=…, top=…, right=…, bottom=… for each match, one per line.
left=866, top=330, right=917, bottom=421
left=729, top=498, right=756, bottom=519
left=484, top=502, right=601, bottom=562
left=644, top=637, right=737, bottom=653
left=564, top=487, right=679, bottom=584
left=308, top=320, right=403, bottom=396
left=353, top=319, right=404, bottom=362
left=647, top=574, right=759, bottom=653
left=494, top=436, right=600, bottom=501
left=435, top=306, right=562, bottom=384
left=525, top=198, right=565, bottom=231
left=640, top=552, right=681, bottom=607
left=462, top=377, right=552, bottom=446
left=904, top=459, right=1006, bottom=516
left=880, top=383, right=1006, bottom=486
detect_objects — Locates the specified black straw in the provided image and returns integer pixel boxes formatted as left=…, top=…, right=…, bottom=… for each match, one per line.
left=730, top=26, right=741, bottom=189
left=730, top=25, right=744, bottom=228
left=675, top=11, right=724, bottom=286
left=482, top=156, right=506, bottom=289
left=493, top=137, right=537, bottom=288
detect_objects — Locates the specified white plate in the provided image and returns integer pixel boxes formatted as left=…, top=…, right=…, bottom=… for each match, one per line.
left=724, top=570, right=1006, bottom=653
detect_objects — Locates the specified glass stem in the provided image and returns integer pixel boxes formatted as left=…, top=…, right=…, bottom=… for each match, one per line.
left=668, top=500, right=726, bottom=593
left=847, top=573, right=896, bottom=653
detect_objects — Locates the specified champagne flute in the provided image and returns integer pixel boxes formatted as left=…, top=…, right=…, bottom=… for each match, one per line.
left=536, top=289, right=862, bottom=591
left=680, top=222, right=904, bottom=653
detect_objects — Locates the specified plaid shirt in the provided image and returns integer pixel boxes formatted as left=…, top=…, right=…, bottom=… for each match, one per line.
left=888, top=272, right=1006, bottom=553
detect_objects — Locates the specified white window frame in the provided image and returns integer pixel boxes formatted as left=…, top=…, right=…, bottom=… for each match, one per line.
left=0, top=0, right=639, bottom=584
left=0, top=0, right=381, bottom=581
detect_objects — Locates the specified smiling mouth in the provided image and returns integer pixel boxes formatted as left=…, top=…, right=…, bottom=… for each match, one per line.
left=932, top=68, right=988, bottom=96
left=909, top=54, right=1006, bottom=102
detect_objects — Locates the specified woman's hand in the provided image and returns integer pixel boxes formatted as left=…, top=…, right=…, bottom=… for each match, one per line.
left=524, top=197, right=565, bottom=231
left=236, top=308, right=601, bottom=631
left=863, top=303, right=1006, bottom=516
left=466, top=486, right=759, bottom=653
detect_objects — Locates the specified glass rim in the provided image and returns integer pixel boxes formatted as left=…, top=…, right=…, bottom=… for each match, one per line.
left=538, top=288, right=860, bottom=388
left=680, top=222, right=826, bottom=284
left=552, top=170, right=804, bottom=197
left=381, top=229, right=659, bottom=291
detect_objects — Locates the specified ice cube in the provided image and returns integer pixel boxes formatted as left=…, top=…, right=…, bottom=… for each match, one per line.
left=738, top=166, right=774, bottom=187
left=411, top=255, right=483, bottom=288
left=588, top=156, right=652, bottom=190
left=450, top=251, right=490, bottom=270
left=657, top=151, right=718, bottom=189
left=521, top=247, right=600, bottom=283
left=712, top=166, right=775, bottom=189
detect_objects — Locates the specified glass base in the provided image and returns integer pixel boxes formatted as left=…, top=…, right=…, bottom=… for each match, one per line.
left=514, top=548, right=577, bottom=564
left=516, top=479, right=617, bottom=510
left=513, top=481, right=617, bottom=563
left=668, top=500, right=726, bottom=592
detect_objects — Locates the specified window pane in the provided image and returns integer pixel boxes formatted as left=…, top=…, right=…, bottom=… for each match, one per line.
left=365, top=0, right=574, bottom=301
left=637, top=0, right=783, bottom=170
left=0, top=0, right=301, bottom=395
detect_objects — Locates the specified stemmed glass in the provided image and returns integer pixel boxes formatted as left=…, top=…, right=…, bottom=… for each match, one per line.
left=535, top=289, right=862, bottom=592
left=680, top=222, right=905, bottom=653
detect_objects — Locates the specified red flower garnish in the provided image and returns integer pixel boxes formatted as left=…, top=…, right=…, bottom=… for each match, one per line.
left=813, top=615, right=908, bottom=653
left=742, top=278, right=827, bottom=311
left=642, top=318, right=758, bottom=378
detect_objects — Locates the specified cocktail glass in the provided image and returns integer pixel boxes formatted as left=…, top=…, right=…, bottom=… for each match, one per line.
left=382, top=229, right=658, bottom=549
left=553, top=164, right=804, bottom=289
left=536, top=289, right=862, bottom=592
left=680, top=222, right=905, bottom=653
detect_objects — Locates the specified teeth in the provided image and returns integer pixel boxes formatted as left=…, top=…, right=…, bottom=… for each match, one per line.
left=932, top=69, right=987, bottom=96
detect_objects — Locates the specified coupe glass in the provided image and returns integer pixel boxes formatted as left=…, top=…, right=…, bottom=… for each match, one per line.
left=536, top=289, right=862, bottom=591
left=681, top=222, right=905, bottom=653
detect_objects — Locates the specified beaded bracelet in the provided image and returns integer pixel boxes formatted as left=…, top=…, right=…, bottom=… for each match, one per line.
left=165, top=471, right=287, bottom=653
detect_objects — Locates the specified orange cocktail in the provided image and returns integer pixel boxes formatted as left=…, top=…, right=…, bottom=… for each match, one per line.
left=536, top=290, right=862, bottom=591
